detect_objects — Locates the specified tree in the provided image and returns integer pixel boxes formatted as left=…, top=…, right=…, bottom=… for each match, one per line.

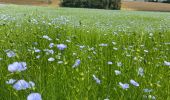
left=61, top=0, right=121, bottom=10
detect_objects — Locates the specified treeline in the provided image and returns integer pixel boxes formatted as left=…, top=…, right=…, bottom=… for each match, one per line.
left=61, top=0, right=121, bottom=10
left=148, top=0, right=170, bottom=3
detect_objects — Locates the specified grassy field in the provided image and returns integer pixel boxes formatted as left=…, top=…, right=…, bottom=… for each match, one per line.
left=0, top=5, right=170, bottom=100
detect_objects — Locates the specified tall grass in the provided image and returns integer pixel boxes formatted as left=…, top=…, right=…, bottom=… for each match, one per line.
left=0, top=5, right=170, bottom=100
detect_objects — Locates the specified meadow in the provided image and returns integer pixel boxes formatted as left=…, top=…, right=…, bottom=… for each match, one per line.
left=0, top=5, right=170, bottom=100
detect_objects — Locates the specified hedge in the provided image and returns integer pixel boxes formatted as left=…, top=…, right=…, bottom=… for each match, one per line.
left=61, top=0, right=121, bottom=10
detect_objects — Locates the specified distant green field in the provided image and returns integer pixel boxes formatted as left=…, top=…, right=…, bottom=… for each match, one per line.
left=0, top=5, right=170, bottom=100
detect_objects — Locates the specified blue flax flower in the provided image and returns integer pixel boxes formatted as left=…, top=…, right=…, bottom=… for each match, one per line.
left=6, top=50, right=16, bottom=58
left=93, top=75, right=101, bottom=84
left=57, top=44, right=67, bottom=50
left=119, top=82, right=129, bottom=89
left=72, top=59, right=81, bottom=68
left=13, top=80, right=30, bottom=90
left=8, top=62, right=27, bottom=72
left=27, top=93, right=42, bottom=100
left=130, top=79, right=139, bottom=87
left=6, top=79, right=16, bottom=84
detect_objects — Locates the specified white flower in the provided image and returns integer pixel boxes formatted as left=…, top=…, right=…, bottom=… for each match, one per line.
left=43, top=35, right=52, bottom=41
left=48, top=57, right=55, bottom=62
left=113, top=47, right=118, bottom=50
left=108, top=61, right=113, bottom=65
left=36, top=55, right=41, bottom=59
left=144, top=50, right=149, bottom=53
left=112, top=41, right=117, bottom=45
left=58, top=61, right=63, bottom=64
left=138, top=67, right=144, bottom=77
left=117, top=62, right=122, bottom=67
left=29, top=81, right=35, bottom=88
left=79, top=45, right=85, bottom=49
left=114, top=70, right=121, bottom=75
left=66, top=40, right=71, bottom=43
left=49, top=43, right=55, bottom=48
left=99, top=43, right=108, bottom=47
left=93, top=75, right=101, bottom=84
left=164, top=61, right=170, bottom=66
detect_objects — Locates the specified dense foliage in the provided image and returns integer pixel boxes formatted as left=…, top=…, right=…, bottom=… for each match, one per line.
left=61, top=0, right=121, bottom=9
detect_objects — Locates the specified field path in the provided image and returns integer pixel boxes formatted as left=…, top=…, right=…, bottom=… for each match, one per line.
left=122, top=1, right=170, bottom=12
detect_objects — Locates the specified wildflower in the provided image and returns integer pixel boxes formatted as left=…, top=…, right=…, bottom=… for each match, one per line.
left=164, top=61, right=170, bottom=66
left=33, top=42, right=38, bottom=45
left=43, top=49, right=54, bottom=55
left=119, top=82, right=129, bottom=89
left=56, top=38, right=59, bottom=41
left=143, top=88, right=153, bottom=93
left=34, top=48, right=41, bottom=53
left=90, top=47, right=95, bottom=51
left=58, top=61, right=63, bottom=64
left=165, top=42, right=170, bottom=45
left=27, top=93, right=42, bottom=100
left=47, top=50, right=54, bottom=55
left=36, top=55, right=41, bottom=59
left=48, top=57, right=55, bottom=62
left=149, top=33, right=153, bottom=37
left=138, top=67, right=144, bottom=76
left=72, top=59, right=81, bottom=68
left=13, top=80, right=30, bottom=90
left=72, top=53, right=77, bottom=56
left=6, top=79, right=16, bottom=84
left=112, top=41, right=117, bottom=45
left=49, top=43, right=55, bottom=48
left=130, top=79, right=139, bottom=87
left=99, top=43, right=108, bottom=47
left=113, top=32, right=118, bottom=35
left=93, top=51, right=97, bottom=55
left=114, top=70, right=121, bottom=75
left=57, top=44, right=67, bottom=50
left=8, top=62, right=27, bottom=72
left=144, top=50, right=149, bottom=53
left=79, top=45, right=85, bottom=49
left=42, top=35, right=52, bottom=41
left=29, top=81, right=35, bottom=88
left=107, top=61, right=113, bottom=65
left=6, top=50, right=16, bottom=58
left=117, top=62, right=122, bottom=67
left=148, top=95, right=156, bottom=100
left=113, top=47, right=118, bottom=50
left=93, top=75, right=101, bottom=84
left=66, top=40, right=71, bottom=43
